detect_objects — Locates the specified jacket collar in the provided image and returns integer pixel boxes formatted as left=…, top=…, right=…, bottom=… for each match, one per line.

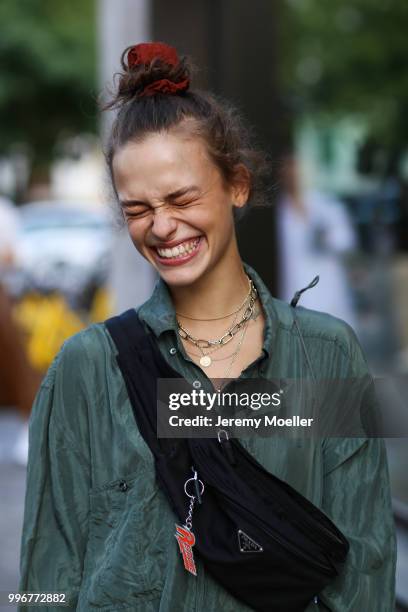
left=137, top=262, right=294, bottom=359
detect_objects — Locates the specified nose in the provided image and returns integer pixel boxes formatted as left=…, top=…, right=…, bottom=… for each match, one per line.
left=150, top=205, right=178, bottom=241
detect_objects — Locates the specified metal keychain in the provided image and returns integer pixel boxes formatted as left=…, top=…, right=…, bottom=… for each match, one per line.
left=174, top=467, right=204, bottom=576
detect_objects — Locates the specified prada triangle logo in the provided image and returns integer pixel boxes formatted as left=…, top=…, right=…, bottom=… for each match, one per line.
left=237, top=529, right=263, bottom=553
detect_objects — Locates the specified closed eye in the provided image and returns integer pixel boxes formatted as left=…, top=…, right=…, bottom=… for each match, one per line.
left=122, top=196, right=201, bottom=219
left=123, top=207, right=152, bottom=222
left=172, top=196, right=201, bottom=208
left=123, top=206, right=151, bottom=219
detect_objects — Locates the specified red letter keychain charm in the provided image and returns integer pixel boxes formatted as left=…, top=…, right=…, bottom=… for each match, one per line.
left=175, top=468, right=204, bottom=576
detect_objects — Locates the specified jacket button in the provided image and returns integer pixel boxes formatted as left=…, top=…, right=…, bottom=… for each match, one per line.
left=118, top=480, right=128, bottom=492
left=169, top=347, right=177, bottom=355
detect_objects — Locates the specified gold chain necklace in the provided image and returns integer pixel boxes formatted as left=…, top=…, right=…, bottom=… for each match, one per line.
left=190, top=292, right=255, bottom=367
left=214, top=318, right=250, bottom=391
left=193, top=306, right=244, bottom=367
left=185, top=303, right=260, bottom=362
left=177, top=280, right=257, bottom=355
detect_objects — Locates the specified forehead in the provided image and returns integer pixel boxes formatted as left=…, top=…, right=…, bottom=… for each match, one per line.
left=112, top=131, right=217, bottom=199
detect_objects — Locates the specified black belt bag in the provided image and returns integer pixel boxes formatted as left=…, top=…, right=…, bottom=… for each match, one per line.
left=105, top=310, right=349, bottom=612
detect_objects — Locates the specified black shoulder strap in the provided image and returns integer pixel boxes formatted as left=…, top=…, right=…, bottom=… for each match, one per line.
left=290, top=277, right=319, bottom=382
left=105, top=309, right=141, bottom=357
left=290, top=275, right=320, bottom=308
left=106, top=309, right=183, bottom=377
left=104, top=309, right=180, bottom=455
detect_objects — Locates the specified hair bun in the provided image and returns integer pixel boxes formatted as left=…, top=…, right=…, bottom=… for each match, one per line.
left=127, top=42, right=180, bottom=70
left=113, top=41, right=190, bottom=102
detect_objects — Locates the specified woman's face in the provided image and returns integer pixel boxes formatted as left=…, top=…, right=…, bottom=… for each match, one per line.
left=112, top=129, right=249, bottom=287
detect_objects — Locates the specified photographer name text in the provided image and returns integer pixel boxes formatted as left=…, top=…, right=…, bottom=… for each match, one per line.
left=168, top=415, right=314, bottom=429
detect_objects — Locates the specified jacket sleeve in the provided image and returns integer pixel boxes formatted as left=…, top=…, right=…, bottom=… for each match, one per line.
left=18, top=337, right=91, bottom=611
left=318, top=327, right=397, bottom=611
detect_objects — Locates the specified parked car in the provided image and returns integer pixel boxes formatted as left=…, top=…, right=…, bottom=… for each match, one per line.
left=13, top=201, right=113, bottom=310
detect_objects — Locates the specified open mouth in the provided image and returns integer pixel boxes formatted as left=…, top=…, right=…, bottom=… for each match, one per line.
left=154, top=236, right=202, bottom=263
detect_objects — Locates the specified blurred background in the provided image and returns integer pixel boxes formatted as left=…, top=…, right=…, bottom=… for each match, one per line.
left=0, top=0, right=407, bottom=609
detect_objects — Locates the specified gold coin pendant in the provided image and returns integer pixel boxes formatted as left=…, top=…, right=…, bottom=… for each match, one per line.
left=200, top=355, right=212, bottom=367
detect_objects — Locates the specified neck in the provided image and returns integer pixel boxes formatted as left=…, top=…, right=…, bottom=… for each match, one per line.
left=170, top=254, right=249, bottom=320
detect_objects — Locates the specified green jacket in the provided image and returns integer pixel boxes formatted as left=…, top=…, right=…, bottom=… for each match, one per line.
left=19, top=263, right=396, bottom=611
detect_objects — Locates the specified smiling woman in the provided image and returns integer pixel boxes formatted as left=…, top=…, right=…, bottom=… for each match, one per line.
left=113, top=130, right=249, bottom=289
left=19, top=42, right=396, bottom=612
left=104, top=44, right=268, bottom=296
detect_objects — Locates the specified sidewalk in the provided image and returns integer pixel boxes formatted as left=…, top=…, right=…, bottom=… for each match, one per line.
left=0, top=411, right=26, bottom=612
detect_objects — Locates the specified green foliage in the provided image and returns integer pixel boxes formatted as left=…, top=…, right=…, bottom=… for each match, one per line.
left=0, top=0, right=96, bottom=167
left=279, top=0, right=408, bottom=148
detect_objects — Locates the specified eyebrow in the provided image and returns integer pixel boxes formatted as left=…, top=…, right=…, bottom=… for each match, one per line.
left=119, top=185, right=201, bottom=208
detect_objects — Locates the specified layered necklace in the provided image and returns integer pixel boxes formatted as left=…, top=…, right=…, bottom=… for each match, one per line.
left=176, top=276, right=257, bottom=370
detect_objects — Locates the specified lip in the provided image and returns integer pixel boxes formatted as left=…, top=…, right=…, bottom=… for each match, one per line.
left=151, top=236, right=203, bottom=267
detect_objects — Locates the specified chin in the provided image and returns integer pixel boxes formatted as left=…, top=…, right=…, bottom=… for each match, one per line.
left=157, top=262, right=208, bottom=288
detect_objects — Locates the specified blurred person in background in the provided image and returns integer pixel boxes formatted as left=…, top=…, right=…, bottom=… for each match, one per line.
left=19, top=43, right=396, bottom=611
left=277, top=155, right=357, bottom=328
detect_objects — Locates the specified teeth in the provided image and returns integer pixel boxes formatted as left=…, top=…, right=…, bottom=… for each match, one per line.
left=157, top=238, right=200, bottom=258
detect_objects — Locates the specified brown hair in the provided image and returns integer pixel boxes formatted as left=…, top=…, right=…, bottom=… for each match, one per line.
left=103, top=45, right=271, bottom=223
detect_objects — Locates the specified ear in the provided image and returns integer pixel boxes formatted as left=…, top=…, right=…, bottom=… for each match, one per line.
left=230, top=164, right=251, bottom=209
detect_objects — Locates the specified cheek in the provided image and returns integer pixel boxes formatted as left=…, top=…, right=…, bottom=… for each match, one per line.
left=211, top=201, right=235, bottom=234
left=198, top=198, right=234, bottom=231
left=126, top=221, right=146, bottom=252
